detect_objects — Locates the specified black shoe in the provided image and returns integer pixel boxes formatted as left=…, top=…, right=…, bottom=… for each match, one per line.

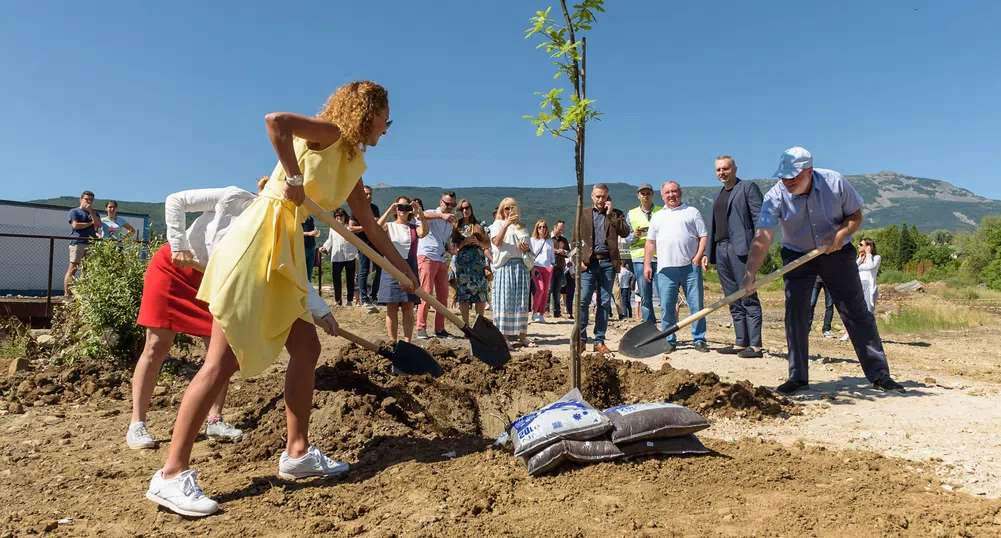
left=737, top=348, right=764, bottom=359
left=717, top=345, right=742, bottom=355
left=776, top=379, right=809, bottom=395
left=663, top=343, right=677, bottom=355
left=873, top=374, right=905, bottom=393
left=434, top=330, right=454, bottom=340
left=693, top=342, right=710, bottom=353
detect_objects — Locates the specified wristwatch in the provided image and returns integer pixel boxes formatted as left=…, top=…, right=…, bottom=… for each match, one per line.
left=285, top=174, right=304, bottom=187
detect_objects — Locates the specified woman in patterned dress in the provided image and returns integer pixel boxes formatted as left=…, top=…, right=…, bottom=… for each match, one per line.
left=451, top=199, right=490, bottom=326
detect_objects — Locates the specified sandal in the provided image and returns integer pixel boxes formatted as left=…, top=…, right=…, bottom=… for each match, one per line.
left=520, top=340, right=538, bottom=348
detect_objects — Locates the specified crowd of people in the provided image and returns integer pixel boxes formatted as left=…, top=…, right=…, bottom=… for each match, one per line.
left=100, top=80, right=904, bottom=518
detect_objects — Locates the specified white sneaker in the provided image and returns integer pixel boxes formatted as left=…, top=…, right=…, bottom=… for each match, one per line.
left=146, top=469, right=218, bottom=517
left=278, top=446, right=349, bottom=480
left=205, top=420, right=243, bottom=441
left=840, top=334, right=850, bottom=342
left=823, top=331, right=834, bottom=339
left=126, top=422, right=155, bottom=450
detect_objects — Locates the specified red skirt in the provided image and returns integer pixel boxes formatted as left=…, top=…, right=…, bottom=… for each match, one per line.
left=136, top=244, right=213, bottom=337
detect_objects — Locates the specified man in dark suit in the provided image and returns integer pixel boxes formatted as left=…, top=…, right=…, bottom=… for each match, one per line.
left=708, top=155, right=764, bottom=358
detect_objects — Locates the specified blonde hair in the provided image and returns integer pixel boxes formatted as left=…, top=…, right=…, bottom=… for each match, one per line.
left=496, top=197, right=523, bottom=229
left=256, top=176, right=270, bottom=193
left=532, top=219, right=549, bottom=239
left=317, top=81, right=389, bottom=161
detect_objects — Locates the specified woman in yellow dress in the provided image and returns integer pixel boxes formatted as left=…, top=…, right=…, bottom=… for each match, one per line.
left=146, top=81, right=419, bottom=517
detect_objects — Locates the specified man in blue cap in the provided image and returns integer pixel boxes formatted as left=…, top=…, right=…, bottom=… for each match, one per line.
left=739, top=147, right=904, bottom=395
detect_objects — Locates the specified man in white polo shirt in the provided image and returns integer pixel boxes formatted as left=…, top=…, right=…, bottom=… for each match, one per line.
left=643, top=181, right=710, bottom=354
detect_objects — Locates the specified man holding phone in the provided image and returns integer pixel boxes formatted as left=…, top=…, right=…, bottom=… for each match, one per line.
left=572, top=183, right=630, bottom=353
left=417, top=190, right=458, bottom=339
left=626, top=183, right=662, bottom=323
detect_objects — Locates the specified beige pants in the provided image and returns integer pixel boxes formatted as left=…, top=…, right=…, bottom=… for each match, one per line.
left=69, top=243, right=89, bottom=264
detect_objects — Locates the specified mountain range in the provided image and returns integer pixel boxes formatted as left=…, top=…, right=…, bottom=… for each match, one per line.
left=29, top=171, right=1001, bottom=238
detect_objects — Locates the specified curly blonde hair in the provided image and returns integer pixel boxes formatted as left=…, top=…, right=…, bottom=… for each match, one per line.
left=317, top=81, right=389, bottom=161
left=256, top=176, right=270, bottom=193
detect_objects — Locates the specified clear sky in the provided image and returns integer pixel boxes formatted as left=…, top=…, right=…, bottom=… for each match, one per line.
left=2, top=0, right=998, bottom=203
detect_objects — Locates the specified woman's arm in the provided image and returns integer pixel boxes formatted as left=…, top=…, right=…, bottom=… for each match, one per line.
left=164, top=188, right=232, bottom=255
left=413, top=200, right=430, bottom=239
left=264, top=112, right=341, bottom=206
left=123, top=221, right=136, bottom=239
left=377, top=203, right=395, bottom=228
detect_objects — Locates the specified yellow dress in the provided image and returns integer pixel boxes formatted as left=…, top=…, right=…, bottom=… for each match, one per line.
left=196, top=137, right=366, bottom=377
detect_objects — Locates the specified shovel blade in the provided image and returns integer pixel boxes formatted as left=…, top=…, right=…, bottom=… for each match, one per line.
left=618, top=321, right=677, bottom=358
left=388, top=340, right=443, bottom=377
left=465, top=315, right=511, bottom=367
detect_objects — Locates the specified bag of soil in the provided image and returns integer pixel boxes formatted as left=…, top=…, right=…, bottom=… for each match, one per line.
left=524, top=436, right=625, bottom=476
left=603, top=402, right=710, bottom=443
left=617, top=434, right=710, bottom=459
left=506, top=388, right=612, bottom=458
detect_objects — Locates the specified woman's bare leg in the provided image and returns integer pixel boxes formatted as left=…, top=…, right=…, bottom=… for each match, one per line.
left=282, top=318, right=321, bottom=459
left=130, top=327, right=177, bottom=424
left=386, top=303, right=399, bottom=342
left=162, top=322, right=239, bottom=478
left=459, top=302, right=471, bottom=327
left=401, top=301, right=415, bottom=342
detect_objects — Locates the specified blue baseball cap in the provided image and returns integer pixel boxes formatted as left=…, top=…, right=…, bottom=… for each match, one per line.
left=773, top=147, right=814, bottom=179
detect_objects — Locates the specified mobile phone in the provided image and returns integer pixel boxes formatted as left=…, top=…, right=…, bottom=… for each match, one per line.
left=396, top=203, right=413, bottom=212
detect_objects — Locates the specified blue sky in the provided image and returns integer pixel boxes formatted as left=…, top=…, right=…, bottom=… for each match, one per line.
left=2, top=0, right=999, bottom=203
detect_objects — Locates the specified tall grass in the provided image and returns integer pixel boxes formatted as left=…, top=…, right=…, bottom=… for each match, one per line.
left=877, top=299, right=996, bottom=335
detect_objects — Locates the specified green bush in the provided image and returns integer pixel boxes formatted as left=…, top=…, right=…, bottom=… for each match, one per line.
left=0, top=317, right=32, bottom=360
left=60, top=238, right=161, bottom=363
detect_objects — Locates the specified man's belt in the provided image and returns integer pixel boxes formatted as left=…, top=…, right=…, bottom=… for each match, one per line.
left=591, top=253, right=610, bottom=260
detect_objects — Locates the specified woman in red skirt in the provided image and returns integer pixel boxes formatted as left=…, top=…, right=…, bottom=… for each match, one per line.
left=127, top=178, right=337, bottom=450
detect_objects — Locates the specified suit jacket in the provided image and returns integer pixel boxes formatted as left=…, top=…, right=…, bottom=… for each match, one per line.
left=708, top=179, right=763, bottom=264
left=573, top=207, right=631, bottom=272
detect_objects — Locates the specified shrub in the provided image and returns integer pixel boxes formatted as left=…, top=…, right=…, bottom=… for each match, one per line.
left=56, top=238, right=161, bottom=363
left=0, top=317, right=32, bottom=360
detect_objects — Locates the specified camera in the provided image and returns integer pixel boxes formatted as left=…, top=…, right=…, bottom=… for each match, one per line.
left=396, top=203, right=413, bottom=212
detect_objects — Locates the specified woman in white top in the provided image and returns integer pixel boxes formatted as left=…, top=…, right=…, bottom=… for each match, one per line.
left=128, top=178, right=336, bottom=450
left=489, top=197, right=535, bottom=348
left=529, top=219, right=555, bottom=323
left=319, top=208, right=359, bottom=306
left=842, top=237, right=881, bottom=341
left=376, top=196, right=428, bottom=342
left=101, top=200, right=136, bottom=240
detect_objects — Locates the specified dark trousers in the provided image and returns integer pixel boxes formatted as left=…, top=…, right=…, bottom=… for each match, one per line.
left=782, top=243, right=890, bottom=383
left=331, top=260, right=356, bottom=305
left=357, top=250, right=382, bottom=304
left=550, top=268, right=564, bottom=315
left=621, top=288, right=632, bottom=319
left=715, top=240, right=763, bottom=347
left=809, top=277, right=834, bottom=332
left=305, top=248, right=317, bottom=281
left=580, top=258, right=615, bottom=344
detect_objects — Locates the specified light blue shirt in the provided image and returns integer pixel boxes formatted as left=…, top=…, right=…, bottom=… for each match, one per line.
left=416, top=207, right=453, bottom=262
left=757, top=168, right=864, bottom=253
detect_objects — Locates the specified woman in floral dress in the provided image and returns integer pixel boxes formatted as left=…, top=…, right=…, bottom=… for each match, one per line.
left=451, top=199, right=491, bottom=326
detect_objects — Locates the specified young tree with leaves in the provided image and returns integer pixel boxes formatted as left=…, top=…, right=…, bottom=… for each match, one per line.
left=524, top=0, right=604, bottom=389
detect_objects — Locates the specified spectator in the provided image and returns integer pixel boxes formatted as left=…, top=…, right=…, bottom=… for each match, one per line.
left=529, top=220, right=555, bottom=323
left=549, top=221, right=569, bottom=318
left=627, top=183, right=662, bottom=323
left=101, top=200, right=137, bottom=240
left=741, top=146, right=903, bottom=395
left=350, top=183, right=381, bottom=311
left=707, top=155, right=764, bottom=358
left=564, top=260, right=576, bottom=320
left=451, top=199, right=491, bottom=327
left=573, top=184, right=630, bottom=353
left=376, top=196, right=428, bottom=342
left=489, top=197, right=535, bottom=349
left=809, top=276, right=835, bottom=338
left=618, top=264, right=634, bottom=320
left=841, top=237, right=882, bottom=341
left=301, top=215, right=321, bottom=281
left=643, top=181, right=710, bottom=354
left=319, top=208, right=359, bottom=306
left=416, top=191, right=458, bottom=339
left=64, top=190, right=101, bottom=294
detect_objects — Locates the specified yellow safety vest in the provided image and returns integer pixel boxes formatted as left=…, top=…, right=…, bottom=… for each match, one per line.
left=627, top=205, right=662, bottom=260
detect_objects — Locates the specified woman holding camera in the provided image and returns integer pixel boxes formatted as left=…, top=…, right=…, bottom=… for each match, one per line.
left=488, top=197, right=535, bottom=349
left=376, top=196, right=428, bottom=342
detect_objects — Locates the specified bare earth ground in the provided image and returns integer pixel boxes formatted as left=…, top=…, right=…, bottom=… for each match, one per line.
left=3, top=289, right=1001, bottom=537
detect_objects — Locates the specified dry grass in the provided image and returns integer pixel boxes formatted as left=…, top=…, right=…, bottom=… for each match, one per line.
left=877, top=298, right=997, bottom=335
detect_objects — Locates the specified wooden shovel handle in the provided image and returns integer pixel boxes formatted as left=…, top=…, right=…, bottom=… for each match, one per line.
left=303, top=197, right=469, bottom=330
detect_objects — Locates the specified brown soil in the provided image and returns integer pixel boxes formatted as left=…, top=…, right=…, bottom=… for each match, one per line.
left=1, top=308, right=1000, bottom=536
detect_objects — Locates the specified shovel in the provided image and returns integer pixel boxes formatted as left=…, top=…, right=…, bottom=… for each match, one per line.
left=619, top=247, right=825, bottom=358
left=304, top=197, right=511, bottom=368
left=189, top=261, right=443, bottom=376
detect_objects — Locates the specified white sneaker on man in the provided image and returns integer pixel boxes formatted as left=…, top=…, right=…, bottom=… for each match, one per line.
left=823, top=331, right=834, bottom=339
left=278, top=446, right=349, bottom=479
left=146, top=469, right=218, bottom=517
left=205, top=420, right=243, bottom=441
left=126, top=421, right=155, bottom=450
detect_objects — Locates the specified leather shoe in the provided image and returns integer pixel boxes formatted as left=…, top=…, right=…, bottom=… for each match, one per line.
left=737, top=348, right=763, bottom=359
left=693, top=341, right=710, bottom=353
left=776, top=379, right=809, bottom=395
left=593, top=343, right=611, bottom=354
left=717, top=345, right=742, bottom=355
left=873, top=374, right=905, bottom=393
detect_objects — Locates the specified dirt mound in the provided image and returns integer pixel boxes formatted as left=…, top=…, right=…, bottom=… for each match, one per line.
left=222, top=344, right=794, bottom=467
left=0, top=360, right=132, bottom=412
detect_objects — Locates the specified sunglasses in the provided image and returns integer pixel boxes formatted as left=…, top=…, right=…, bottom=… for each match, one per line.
left=442, top=201, right=456, bottom=207
left=386, top=119, right=393, bottom=129
left=459, top=206, right=472, bottom=212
